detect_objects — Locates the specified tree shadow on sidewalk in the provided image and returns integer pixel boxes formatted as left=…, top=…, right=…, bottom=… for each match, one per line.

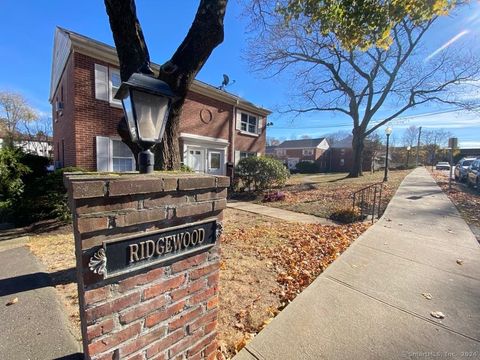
left=0, top=267, right=76, bottom=297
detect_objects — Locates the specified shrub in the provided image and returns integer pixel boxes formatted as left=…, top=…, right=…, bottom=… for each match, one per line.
left=235, top=156, right=289, bottom=192
left=330, top=207, right=362, bottom=223
left=295, top=161, right=320, bottom=173
left=180, top=164, right=194, bottom=172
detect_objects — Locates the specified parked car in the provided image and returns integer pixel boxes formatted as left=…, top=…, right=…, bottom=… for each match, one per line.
left=454, top=157, right=477, bottom=182
left=466, top=159, right=480, bottom=189
left=435, top=162, right=451, bottom=170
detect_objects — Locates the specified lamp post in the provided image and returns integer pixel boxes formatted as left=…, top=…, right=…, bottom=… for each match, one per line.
left=383, top=126, right=392, bottom=182
left=406, top=145, right=411, bottom=168
left=115, top=73, right=176, bottom=173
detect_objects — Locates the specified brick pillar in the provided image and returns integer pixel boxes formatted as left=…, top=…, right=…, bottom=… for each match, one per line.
left=64, top=173, right=229, bottom=360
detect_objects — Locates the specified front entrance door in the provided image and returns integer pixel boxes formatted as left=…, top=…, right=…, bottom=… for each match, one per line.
left=207, top=150, right=223, bottom=175
left=187, top=148, right=205, bottom=172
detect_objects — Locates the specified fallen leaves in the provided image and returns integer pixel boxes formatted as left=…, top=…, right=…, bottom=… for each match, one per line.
left=218, top=209, right=370, bottom=358
left=430, top=311, right=445, bottom=319
left=421, top=293, right=433, bottom=300
left=6, top=297, right=18, bottom=306
left=430, top=170, right=480, bottom=227
left=259, top=170, right=412, bottom=219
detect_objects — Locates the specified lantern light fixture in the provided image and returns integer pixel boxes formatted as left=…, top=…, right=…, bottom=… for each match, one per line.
left=115, top=73, right=176, bottom=173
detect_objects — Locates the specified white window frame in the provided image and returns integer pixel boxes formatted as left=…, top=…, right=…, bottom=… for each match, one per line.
left=240, top=112, right=258, bottom=135
left=96, top=136, right=135, bottom=172
left=276, top=148, right=286, bottom=156
left=302, top=149, right=314, bottom=156
left=109, top=68, right=122, bottom=106
left=240, top=151, right=256, bottom=160
left=111, top=139, right=135, bottom=172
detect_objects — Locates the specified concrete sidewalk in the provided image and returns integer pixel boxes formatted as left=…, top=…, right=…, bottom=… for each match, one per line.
left=227, top=200, right=333, bottom=224
left=236, top=168, right=480, bottom=360
left=0, top=245, right=82, bottom=359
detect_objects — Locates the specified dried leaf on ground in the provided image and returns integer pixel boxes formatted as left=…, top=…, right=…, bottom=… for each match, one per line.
left=430, top=311, right=445, bottom=319
left=421, top=292, right=432, bottom=300
left=6, top=297, right=18, bottom=306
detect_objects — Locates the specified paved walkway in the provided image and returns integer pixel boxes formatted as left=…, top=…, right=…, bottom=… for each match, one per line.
left=0, top=245, right=82, bottom=359
left=227, top=200, right=333, bottom=224
left=235, top=168, right=480, bottom=360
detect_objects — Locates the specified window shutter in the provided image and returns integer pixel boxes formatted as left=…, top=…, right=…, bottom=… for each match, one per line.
left=236, top=111, right=242, bottom=130
left=257, top=118, right=264, bottom=134
left=96, top=136, right=111, bottom=172
left=94, top=64, right=109, bottom=101
left=234, top=150, right=241, bottom=165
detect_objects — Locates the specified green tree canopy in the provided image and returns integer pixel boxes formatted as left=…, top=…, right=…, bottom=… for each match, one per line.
left=276, top=0, right=455, bottom=50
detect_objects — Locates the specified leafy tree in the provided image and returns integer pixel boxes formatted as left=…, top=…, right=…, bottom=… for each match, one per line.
left=246, top=1, right=479, bottom=177
left=276, top=0, right=453, bottom=50
left=104, top=0, right=227, bottom=170
left=0, top=91, right=38, bottom=147
left=0, top=147, right=31, bottom=216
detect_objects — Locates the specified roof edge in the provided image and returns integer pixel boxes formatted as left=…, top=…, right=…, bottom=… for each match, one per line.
left=53, top=27, right=271, bottom=115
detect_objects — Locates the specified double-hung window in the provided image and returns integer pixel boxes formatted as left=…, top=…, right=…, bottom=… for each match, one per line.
left=240, top=151, right=256, bottom=160
left=240, top=113, right=258, bottom=134
left=112, top=139, right=134, bottom=172
left=303, top=149, right=314, bottom=156
left=96, top=136, right=135, bottom=172
left=109, top=69, right=121, bottom=105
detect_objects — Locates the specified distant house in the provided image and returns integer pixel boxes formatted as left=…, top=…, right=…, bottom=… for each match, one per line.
left=0, top=130, right=53, bottom=158
left=265, top=145, right=278, bottom=157
left=274, top=138, right=329, bottom=170
left=328, top=136, right=353, bottom=172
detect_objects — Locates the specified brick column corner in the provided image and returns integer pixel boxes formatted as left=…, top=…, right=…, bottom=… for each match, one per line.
left=64, top=173, right=229, bottom=360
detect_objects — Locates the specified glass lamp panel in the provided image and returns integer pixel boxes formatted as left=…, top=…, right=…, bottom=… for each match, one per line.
left=121, top=93, right=138, bottom=142
left=132, top=90, right=169, bottom=142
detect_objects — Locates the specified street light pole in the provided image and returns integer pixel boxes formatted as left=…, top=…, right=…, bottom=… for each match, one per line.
left=383, top=127, right=392, bottom=182
left=406, top=145, right=411, bottom=168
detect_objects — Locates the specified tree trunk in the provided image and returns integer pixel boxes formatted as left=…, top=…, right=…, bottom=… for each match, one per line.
left=105, top=0, right=227, bottom=171
left=154, top=100, right=185, bottom=169
left=349, top=128, right=365, bottom=178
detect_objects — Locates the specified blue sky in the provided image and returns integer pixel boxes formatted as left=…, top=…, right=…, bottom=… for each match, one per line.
left=0, top=0, right=479, bottom=147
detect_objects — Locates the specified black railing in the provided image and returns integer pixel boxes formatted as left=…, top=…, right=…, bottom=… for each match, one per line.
left=352, top=183, right=384, bottom=223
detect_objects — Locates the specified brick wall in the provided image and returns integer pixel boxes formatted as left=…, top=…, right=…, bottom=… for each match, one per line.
left=65, top=173, right=229, bottom=360
left=234, top=123, right=266, bottom=156
left=52, top=53, right=77, bottom=167
left=74, top=53, right=123, bottom=170
left=54, top=52, right=267, bottom=171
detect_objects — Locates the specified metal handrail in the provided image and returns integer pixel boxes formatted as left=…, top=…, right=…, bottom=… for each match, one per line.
left=352, top=182, right=384, bottom=223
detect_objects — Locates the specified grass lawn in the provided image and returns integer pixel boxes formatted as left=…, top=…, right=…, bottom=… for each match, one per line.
left=259, top=169, right=412, bottom=219
left=27, top=209, right=369, bottom=359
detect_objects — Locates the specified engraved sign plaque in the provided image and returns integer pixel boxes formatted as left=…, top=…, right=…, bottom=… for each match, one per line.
left=89, top=220, right=221, bottom=279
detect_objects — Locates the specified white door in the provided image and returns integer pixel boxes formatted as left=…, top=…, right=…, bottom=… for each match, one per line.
left=187, top=148, right=205, bottom=172
left=207, top=150, right=223, bottom=175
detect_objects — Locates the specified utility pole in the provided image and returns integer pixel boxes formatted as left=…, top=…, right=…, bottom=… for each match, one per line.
left=415, top=126, right=422, bottom=167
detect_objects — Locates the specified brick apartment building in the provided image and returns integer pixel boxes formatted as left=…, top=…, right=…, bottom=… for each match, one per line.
left=49, top=27, right=270, bottom=176
left=274, top=138, right=329, bottom=170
